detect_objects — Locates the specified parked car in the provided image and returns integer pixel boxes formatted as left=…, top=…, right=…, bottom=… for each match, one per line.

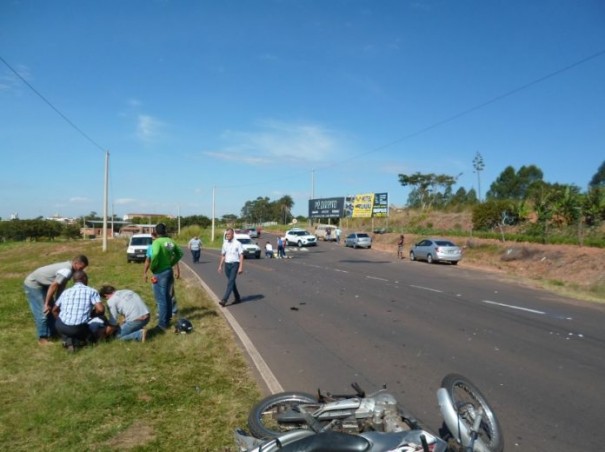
left=126, top=233, right=153, bottom=263
left=314, top=224, right=337, bottom=241
left=409, top=238, right=462, bottom=265
left=285, top=228, right=317, bottom=247
left=344, top=232, right=372, bottom=249
left=224, top=231, right=262, bottom=258
left=246, top=228, right=259, bottom=238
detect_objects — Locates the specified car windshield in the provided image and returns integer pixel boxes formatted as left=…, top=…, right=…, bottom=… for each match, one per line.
left=435, top=240, right=456, bottom=246
left=237, top=238, right=252, bottom=244
left=131, top=237, right=152, bottom=246
left=357, top=233, right=370, bottom=238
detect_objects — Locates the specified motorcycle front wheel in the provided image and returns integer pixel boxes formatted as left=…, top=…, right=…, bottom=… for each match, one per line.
left=440, top=374, right=504, bottom=452
left=247, top=391, right=319, bottom=439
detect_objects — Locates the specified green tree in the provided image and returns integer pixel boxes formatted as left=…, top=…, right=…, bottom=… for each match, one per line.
left=399, top=172, right=459, bottom=209
left=486, top=164, right=544, bottom=200
left=589, top=160, right=605, bottom=188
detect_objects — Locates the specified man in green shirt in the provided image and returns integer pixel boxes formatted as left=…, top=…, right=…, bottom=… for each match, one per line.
left=148, top=223, right=183, bottom=331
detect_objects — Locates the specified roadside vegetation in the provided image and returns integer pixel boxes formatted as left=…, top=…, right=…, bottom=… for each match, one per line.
left=0, top=239, right=259, bottom=451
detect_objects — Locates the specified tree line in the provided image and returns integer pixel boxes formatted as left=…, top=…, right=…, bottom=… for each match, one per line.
left=398, top=159, right=605, bottom=244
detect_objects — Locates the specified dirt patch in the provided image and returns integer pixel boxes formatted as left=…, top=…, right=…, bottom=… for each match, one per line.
left=102, top=420, right=155, bottom=450
left=369, top=232, right=605, bottom=302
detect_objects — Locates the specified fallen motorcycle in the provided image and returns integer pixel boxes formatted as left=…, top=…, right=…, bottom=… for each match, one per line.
left=234, top=373, right=503, bottom=452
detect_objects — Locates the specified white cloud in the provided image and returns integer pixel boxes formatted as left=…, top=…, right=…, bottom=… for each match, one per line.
left=136, top=114, right=165, bottom=143
left=69, top=197, right=90, bottom=203
left=0, top=64, right=31, bottom=92
left=114, top=198, right=137, bottom=205
left=204, top=119, right=345, bottom=167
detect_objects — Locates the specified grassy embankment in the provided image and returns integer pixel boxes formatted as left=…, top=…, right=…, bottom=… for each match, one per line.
left=0, top=239, right=259, bottom=451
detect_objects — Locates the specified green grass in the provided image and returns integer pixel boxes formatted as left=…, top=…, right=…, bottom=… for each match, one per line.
left=0, top=240, right=260, bottom=451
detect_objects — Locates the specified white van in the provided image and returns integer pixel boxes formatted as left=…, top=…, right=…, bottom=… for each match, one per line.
left=314, top=224, right=337, bottom=241
left=126, top=233, right=153, bottom=263
left=224, top=231, right=262, bottom=259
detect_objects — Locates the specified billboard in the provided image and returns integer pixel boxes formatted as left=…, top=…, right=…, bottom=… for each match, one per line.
left=310, top=193, right=389, bottom=219
left=308, top=197, right=345, bottom=219
left=344, top=192, right=389, bottom=218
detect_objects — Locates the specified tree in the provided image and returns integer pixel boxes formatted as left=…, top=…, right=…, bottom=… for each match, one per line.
left=398, top=172, right=459, bottom=209
left=472, top=152, right=485, bottom=201
left=486, top=165, right=544, bottom=200
left=589, top=160, right=605, bottom=188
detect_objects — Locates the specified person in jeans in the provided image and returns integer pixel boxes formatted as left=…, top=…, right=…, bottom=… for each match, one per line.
left=218, top=228, right=244, bottom=307
left=188, top=235, right=203, bottom=263
left=144, top=232, right=180, bottom=317
left=145, top=223, right=183, bottom=331
left=52, top=270, right=104, bottom=351
left=23, top=254, right=89, bottom=345
left=99, top=285, right=150, bottom=342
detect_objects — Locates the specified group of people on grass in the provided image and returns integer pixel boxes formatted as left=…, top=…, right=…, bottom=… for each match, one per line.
left=24, top=223, right=184, bottom=351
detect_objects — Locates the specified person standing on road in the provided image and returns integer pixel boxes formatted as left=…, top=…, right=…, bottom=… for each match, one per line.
left=23, top=254, right=89, bottom=345
left=335, top=227, right=342, bottom=244
left=188, top=235, right=203, bottom=263
left=218, top=228, right=244, bottom=307
left=145, top=223, right=183, bottom=332
left=397, top=234, right=405, bottom=259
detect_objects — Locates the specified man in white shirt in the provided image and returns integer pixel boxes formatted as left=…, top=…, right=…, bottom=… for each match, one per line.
left=217, top=228, right=244, bottom=307
left=188, top=235, right=203, bottom=263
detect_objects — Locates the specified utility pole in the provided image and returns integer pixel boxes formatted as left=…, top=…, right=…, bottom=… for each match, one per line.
left=102, top=150, right=109, bottom=251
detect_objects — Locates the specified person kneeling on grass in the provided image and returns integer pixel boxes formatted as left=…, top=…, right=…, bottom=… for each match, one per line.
left=52, top=270, right=104, bottom=351
left=99, top=285, right=150, bottom=342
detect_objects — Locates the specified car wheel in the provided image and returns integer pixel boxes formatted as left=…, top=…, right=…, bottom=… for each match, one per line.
left=427, top=254, right=434, bottom=264
left=409, top=251, right=415, bottom=261
left=451, top=261, right=458, bottom=265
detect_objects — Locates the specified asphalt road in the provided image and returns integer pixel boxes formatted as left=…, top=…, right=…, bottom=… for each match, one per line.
left=184, top=233, right=605, bottom=451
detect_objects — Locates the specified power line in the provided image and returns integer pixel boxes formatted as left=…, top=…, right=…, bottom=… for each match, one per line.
left=334, top=48, right=605, bottom=167
left=0, top=55, right=106, bottom=153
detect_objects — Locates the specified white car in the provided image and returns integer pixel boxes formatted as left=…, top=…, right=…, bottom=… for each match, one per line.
left=126, top=233, right=153, bottom=263
left=285, top=229, right=317, bottom=247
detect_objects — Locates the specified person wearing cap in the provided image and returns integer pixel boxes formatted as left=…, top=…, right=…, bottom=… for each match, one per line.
left=147, top=223, right=183, bottom=331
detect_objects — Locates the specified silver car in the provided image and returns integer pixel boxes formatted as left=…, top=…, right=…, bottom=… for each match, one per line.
left=344, top=232, right=372, bottom=249
left=410, top=238, right=462, bottom=265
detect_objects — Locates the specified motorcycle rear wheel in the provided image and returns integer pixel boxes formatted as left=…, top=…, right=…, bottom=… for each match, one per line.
left=440, top=373, right=504, bottom=452
left=248, top=391, right=319, bottom=439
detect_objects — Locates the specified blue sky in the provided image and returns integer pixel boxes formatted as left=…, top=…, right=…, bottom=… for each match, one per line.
left=1, top=0, right=604, bottom=220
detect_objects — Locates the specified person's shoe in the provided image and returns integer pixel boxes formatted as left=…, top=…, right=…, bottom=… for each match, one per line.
left=219, top=299, right=227, bottom=307
left=38, top=338, right=53, bottom=346
left=140, top=329, right=147, bottom=343
left=66, top=344, right=76, bottom=353
left=233, top=298, right=241, bottom=304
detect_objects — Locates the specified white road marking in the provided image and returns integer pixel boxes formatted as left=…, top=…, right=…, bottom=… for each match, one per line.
left=410, top=284, right=443, bottom=293
left=482, top=299, right=545, bottom=315
left=366, top=276, right=389, bottom=281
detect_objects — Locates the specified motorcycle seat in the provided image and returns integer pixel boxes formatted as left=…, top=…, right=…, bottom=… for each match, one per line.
left=279, top=431, right=371, bottom=452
